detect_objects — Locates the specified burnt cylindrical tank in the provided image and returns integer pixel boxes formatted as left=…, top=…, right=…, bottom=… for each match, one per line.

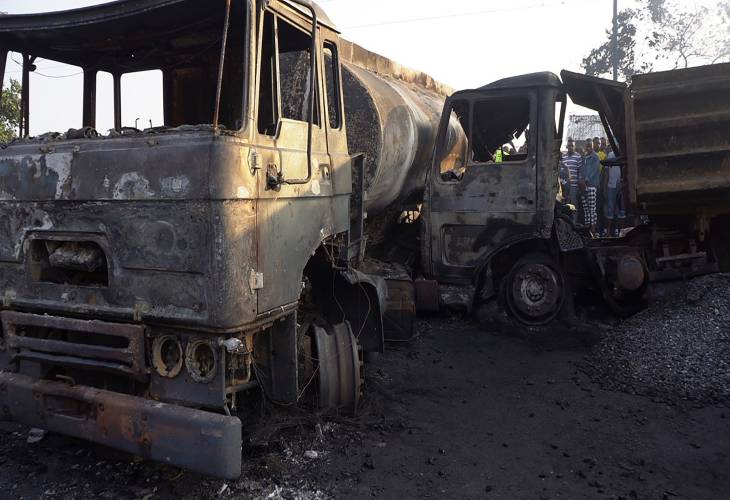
left=339, top=41, right=464, bottom=215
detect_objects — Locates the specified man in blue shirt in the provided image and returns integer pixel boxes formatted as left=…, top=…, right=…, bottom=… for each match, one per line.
left=579, top=138, right=602, bottom=236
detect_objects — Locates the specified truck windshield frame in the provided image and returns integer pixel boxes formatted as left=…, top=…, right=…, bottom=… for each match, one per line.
left=434, top=90, right=537, bottom=184
left=0, top=0, right=253, bottom=137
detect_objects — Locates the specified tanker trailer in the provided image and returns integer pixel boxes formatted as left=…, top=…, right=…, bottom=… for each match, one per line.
left=338, top=40, right=465, bottom=248
left=0, top=0, right=458, bottom=477
left=334, top=40, right=469, bottom=338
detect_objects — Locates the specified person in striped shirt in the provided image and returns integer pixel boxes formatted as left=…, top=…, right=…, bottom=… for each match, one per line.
left=562, top=138, right=582, bottom=216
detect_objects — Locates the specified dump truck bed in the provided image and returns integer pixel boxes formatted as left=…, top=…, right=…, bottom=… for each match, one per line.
left=627, top=63, right=730, bottom=214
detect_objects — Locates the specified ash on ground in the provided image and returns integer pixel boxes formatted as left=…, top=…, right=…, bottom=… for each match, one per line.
left=585, top=273, right=730, bottom=406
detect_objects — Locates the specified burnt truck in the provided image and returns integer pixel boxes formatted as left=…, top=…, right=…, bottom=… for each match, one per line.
left=411, top=64, right=730, bottom=326
left=0, top=0, right=456, bottom=478
left=0, top=0, right=728, bottom=480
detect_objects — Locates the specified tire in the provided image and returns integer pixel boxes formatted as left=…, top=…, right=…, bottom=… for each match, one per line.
left=501, top=253, right=567, bottom=327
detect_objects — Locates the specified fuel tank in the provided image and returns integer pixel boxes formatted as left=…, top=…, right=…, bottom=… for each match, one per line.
left=339, top=40, right=462, bottom=214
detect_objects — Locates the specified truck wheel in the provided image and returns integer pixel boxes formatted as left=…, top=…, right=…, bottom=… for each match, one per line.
left=502, top=253, right=566, bottom=326
left=309, top=322, right=363, bottom=414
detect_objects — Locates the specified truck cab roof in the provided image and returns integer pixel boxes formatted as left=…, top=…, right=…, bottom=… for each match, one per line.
left=0, top=0, right=229, bottom=74
left=481, top=71, right=564, bottom=91
left=0, top=0, right=336, bottom=74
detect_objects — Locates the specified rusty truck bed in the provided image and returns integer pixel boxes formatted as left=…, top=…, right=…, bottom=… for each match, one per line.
left=627, top=63, right=730, bottom=214
left=561, top=63, right=730, bottom=216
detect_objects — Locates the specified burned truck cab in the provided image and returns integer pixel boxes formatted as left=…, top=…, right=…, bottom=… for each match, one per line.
left=0, top=0, right=381, bottom=478
left=424, top=73, right=566, bottom=283
left=423, top=73, right=649, bottom=326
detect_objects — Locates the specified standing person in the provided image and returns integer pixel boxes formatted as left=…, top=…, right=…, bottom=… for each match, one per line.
left=595, top=137, right=608, bottom=234
left=580, top=138, right=602, bottom=236
left=594, top=137, right=606, bottom=162
left=562, top=138, right=582, bottom=215
left=604, top=152, right=626, bottom=237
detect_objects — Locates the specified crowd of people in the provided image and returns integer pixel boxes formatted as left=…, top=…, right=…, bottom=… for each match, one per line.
left=559, top=137, right=627, bottom=237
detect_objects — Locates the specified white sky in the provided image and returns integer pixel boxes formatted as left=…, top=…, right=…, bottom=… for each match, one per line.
left=0, top=0, right=683, bottom=136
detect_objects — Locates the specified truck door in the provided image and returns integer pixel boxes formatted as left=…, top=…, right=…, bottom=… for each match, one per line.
left=424, top=89, right=539, bottom=283
left=253, top=7, right=332, bottom=313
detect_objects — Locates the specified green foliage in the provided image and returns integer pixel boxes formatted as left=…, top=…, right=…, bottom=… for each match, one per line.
left=581, top=9, right=646, bottom=82
left=647, top=3, right=710, bottom=69
left=582, top=0, right=730, bottom=80
left=0, top=78, right=21, bottom=143
left=714, top=0, right=730, bottom=64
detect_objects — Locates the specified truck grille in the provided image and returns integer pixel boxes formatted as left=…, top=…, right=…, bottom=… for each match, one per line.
left=1, top=311, right=146, bottom=381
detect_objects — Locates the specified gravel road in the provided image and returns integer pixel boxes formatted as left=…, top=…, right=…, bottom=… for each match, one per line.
left=585, top=273, right=730, bottom=405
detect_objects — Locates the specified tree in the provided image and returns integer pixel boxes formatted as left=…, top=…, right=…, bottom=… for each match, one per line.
left=647, top=2, right=710, bottom=69
left=713, top=0, right=730, bottom=63
left=581, top=9, right=647, bottom=82
left=582, top=0, right=730, bottom=80
left=0, top=78, right=21, bottom=143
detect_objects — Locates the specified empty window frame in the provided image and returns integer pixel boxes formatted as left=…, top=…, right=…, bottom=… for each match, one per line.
left=437, top=95, right=533, bottom=181
left=438, top=100, right=470, bottom=178
left=121, top=70, right=164, bottom=130
left=162, top=0, right=248, bottom=130
left=10, top=54, right=84, bottom=136
left=470, top=96, right=531, bottom=163
left=257, top=11, right=278, bottom=135
left=323, top=42, right=341, bottom=129
left=257, top=11, right=320, bottom=136
left=6, top=1, right=249, bottom=137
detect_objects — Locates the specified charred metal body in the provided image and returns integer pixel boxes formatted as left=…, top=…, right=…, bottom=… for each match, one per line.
left=0, top=0, right=451, bottom=478
left=2, top=0, right=724, bottom=480
left=422, top=65, right=728, bottom=324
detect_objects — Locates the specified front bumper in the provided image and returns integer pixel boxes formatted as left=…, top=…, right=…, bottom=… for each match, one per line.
left=0, top=372, right=242, bottom=479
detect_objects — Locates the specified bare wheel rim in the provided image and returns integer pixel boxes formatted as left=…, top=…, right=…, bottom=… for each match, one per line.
left=507, top=261, right=564, bottom=326
left=312, top=322, right=362, bottom=414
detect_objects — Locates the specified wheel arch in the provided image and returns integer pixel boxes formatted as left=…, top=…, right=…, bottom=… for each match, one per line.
left=473, top=236, right=556, bottom=303
left=303, top=247, right=386, bottom=355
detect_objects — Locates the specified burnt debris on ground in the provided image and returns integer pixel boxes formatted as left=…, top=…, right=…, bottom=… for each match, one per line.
left=584, top=273, right=730, bottom=406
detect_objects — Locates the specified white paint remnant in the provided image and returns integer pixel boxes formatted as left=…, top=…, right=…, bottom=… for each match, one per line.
left=45, top=153, right=74, bottom=200
left=31, top=210, right=54, bottom=230
left=236, top=186, right=250, bottom=199
left=311, top=179, right=321, bottom=196
left=113, top=172, right=156, bottom=199
left=161, top=175, right=191, bottom=197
